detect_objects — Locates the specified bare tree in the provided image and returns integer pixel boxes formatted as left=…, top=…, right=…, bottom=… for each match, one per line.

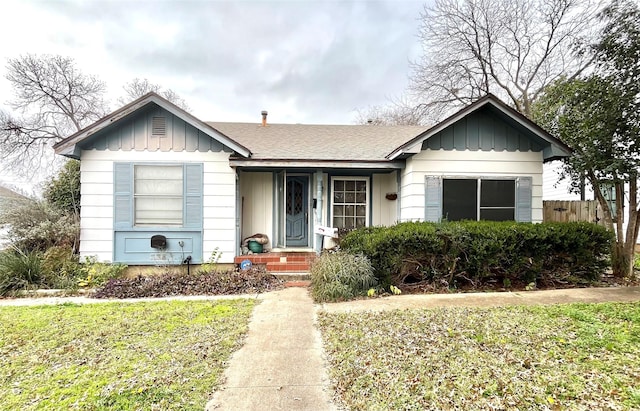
left=410, top=0, right=600, bottom=119
left=119, top=78, right=190, bottom=111
left=357, top=0, right=601, bottom=125
left=354, top=96, right=432, bottom=126
left=0, top=54, right=107, bottom=176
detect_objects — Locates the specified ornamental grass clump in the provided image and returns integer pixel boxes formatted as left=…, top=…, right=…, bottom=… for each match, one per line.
left=0, top=247, right=43, bottom=296
left=310, top=251, right=377, bottom=302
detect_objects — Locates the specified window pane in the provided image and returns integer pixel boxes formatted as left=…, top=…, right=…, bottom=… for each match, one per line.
left=345, top=205, right=355, bottom=217
left=481, top=180, right=515, bottom=207
left=356, top=192, right=366, bottom=203
left=135, top=179, right=182, bottom=195
left=443, top=179, right=477, bottom=221
left=345, top=192, right=355, bottom=203
left=134, top=165, right=183, bottom=226
left=334, top=216, right=345, bottom=229
left=135, top=165, right=182, bottom=180
left=333, top=205, right=343, bottom=217
left=356, top=217, right=366, bottom=228
left=135, top=197, right=183, bottom=225
left=480, top=208, right=515, bottom=221
left=335, top=180, right=344, bottom=191
left=356, top=180, right=366, bottom=191
left=334, top=191, right=344, bottom=203
left=356, top=205, right=366, bottom=217
left=345, top=181, right=355, bottom=191
left=345, top=217, right=355, bottom=229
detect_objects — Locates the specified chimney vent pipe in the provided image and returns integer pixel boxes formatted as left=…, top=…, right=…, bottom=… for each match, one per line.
left=261, top=110, right=268, bottom=126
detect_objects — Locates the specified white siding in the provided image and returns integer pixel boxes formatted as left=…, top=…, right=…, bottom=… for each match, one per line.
left=400, top=149, right=544, bottom=223
left=542, top=161, right=590, bottom=200
left=239, top=171, right=273, bottom=248
left=372, top=171, right=398, bottom=226
left=79, top=149, right=236, bottom=263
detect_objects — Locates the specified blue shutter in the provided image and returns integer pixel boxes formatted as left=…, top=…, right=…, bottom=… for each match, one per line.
left=515, top=177, right=532, bottom=222
left=184, top=163, right=203, bottom=228
left=424, top=176, right=443, bottom=222
left=114, top=163, right=133, bottom=229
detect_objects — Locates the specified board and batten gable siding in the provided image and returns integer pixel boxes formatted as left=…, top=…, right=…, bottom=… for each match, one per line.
left=400, top=149, right=544, bottom=222
left=421, top=106, right=546, bottom=153
left=81, top=106, right=233, bottom=154
left=78, top=149, right=237, bottom=264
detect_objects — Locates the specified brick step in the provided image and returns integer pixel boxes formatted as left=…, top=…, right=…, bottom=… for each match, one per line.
left=266, top=262, right=310, bottom=272
left=234, top=252, right=316, bottom=274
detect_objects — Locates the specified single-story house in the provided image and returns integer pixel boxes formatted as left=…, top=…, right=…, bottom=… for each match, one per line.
left=53, top=92, right=571, bottom=266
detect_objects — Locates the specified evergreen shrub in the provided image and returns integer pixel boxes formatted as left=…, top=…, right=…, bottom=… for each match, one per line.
left=341, top=221, right=613, bottom=289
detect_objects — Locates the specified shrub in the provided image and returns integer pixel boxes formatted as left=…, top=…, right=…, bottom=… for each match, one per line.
left=77, top=256, right=127, bottom=288
left=41, top=245, right=83, bottom=289
left=0, top=199, right=79, bottom=252
left=0, top=247, right=43, bottom=296
left=341, top=221, right=613, bottom=290
left=310, top=251, right=377, bottom=302
left=43, top=159, right=81, bottom=216
left=93, top=266, right=282, bottom=299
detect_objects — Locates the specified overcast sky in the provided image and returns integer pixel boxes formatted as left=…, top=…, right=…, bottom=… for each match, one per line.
left=0, top=0, right=428, bottom=191
left=0, top=0, right=427, bottom=127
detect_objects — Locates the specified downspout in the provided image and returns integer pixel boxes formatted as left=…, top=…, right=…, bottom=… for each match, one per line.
left=396, top=170, right=402, bottom=223
left=314, top=170, right=323, bottom=255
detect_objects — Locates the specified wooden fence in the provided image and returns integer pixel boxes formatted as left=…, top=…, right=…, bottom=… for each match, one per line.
left=542, top=200, right=604, bottom=225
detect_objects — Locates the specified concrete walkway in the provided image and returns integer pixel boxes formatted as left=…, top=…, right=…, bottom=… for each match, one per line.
left=206, top=287, right=336, bottom=411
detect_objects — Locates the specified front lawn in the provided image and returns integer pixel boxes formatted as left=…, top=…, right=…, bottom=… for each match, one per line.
left=0, top=299, right=255, bottom=410
left=319, top=302, right=640, bottom=410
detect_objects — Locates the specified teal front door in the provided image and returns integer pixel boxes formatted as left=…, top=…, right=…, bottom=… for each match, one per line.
left=285, top=176, right=309, bottom=246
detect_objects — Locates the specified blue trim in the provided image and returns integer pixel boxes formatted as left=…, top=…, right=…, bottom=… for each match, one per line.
left=113, top=162, right=204, bottom=264
left=114, top=230, right=203, bottom=265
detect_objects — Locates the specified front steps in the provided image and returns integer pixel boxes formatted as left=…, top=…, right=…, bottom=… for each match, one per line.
left=234, top=252, right=315, bottom=280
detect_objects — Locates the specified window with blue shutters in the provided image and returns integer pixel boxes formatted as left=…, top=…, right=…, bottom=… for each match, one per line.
left=113, top=162, right=203, bottom=228
left=425, top=176, right=532, bottom=222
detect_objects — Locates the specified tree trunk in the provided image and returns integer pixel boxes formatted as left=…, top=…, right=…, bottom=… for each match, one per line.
left=590, top=174, right=633, bottom=279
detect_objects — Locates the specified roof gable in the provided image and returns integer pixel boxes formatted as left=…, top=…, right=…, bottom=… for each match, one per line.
left=53, top=92, right=251, bottom=159
left=386, top=94, right=571, bottom=162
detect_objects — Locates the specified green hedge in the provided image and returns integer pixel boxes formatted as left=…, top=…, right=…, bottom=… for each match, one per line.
left=340, top=221, right=613, bottom=289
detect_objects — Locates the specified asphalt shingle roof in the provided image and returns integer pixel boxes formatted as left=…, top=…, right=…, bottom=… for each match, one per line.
left=207, top=122, right=429, bottom=161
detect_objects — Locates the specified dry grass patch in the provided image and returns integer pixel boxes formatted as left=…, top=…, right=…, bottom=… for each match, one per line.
left=318, top=302, right=640, bottom=410
left=0, top=299, right=255, bottom=410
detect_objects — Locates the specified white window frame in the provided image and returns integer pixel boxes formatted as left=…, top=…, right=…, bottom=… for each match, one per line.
left=330, top=176, right=370, bottom=229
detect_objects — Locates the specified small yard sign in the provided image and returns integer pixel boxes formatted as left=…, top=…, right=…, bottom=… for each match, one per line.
left=314, top=225, right=338, bottom=238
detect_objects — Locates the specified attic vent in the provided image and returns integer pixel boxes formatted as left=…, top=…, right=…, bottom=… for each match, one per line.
left=151, top=116, right=166, bottom=136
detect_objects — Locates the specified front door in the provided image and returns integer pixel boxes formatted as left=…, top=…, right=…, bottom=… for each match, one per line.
left=285, top=176, right=309, bottom=246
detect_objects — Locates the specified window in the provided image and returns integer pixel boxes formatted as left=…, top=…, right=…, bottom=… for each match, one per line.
left=480, top=179, right=515, bottom=220
left=114, top=162, right=202, bottom=230
left=332, top=178, right=368, bottom=229
left=442, top=178, right=515, bottom=221
left=134, top=165, right=183, bottom=226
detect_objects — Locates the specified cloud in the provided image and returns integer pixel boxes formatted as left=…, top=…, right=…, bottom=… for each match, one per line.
left=1, top=0, right=425, bottom=125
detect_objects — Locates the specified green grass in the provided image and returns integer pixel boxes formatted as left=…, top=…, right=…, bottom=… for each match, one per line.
left=318, top=302, right=640, bottom=410
left=0, top=299, right=255, bottom=410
